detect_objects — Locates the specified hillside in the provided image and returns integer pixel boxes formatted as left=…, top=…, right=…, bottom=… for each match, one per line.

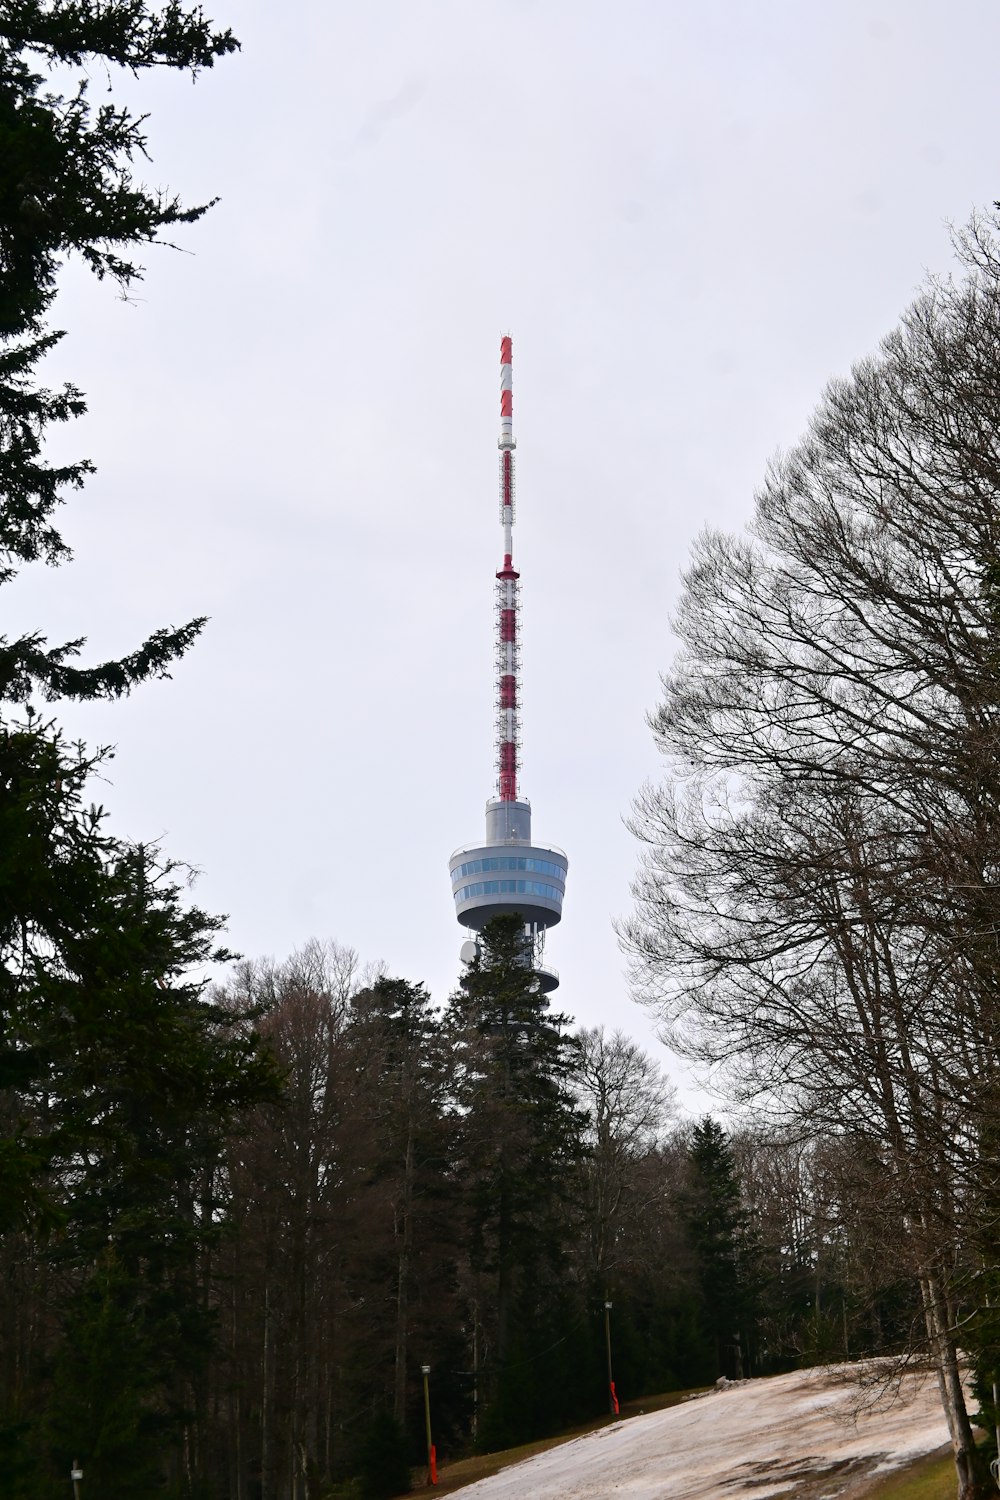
left=449, top=1363, right=955, bottom=1499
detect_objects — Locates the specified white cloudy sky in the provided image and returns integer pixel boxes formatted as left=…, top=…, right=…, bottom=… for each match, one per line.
left=13, top=0, right=1000, bottom=1108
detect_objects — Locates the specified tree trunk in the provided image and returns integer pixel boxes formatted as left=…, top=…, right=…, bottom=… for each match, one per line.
left=393, top=1124, right=414, bottom=1424
left=261, top=1284, right=272, bottom=1500
left=921, top=1274, right=979, bottom=1499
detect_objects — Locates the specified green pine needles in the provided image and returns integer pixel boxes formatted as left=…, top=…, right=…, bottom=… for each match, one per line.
left=0, top=7, right=279, bottom=1494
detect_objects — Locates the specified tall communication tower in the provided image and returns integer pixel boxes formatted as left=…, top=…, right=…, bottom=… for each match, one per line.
left=448, top=337, right=568, bottom=991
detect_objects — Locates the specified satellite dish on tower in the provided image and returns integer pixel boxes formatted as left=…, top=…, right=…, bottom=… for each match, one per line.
left=460, top=939, right=480, bottom=966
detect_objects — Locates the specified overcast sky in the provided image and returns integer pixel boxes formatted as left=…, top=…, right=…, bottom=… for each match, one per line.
left=13, top=0, right=1000, bottom=1110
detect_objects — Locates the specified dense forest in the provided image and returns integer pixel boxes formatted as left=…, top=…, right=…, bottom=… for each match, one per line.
left=5, top=4, right=1000, bottom=1500
left=0, top=915, right=929, bottom=1498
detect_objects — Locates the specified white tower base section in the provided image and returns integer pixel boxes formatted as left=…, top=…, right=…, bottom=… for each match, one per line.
left=450, top=799, right=568, bottom=992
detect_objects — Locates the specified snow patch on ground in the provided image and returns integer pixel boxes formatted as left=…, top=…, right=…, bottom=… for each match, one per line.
left=453, top=1362, right=953, bottom=1498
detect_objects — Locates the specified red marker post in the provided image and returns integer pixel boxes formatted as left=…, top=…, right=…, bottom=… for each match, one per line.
left=421, top=1365, right=437, bottom=1485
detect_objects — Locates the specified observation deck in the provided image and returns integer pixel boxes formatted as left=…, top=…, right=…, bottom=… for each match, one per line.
left=449, top=798, right=568, bottom=935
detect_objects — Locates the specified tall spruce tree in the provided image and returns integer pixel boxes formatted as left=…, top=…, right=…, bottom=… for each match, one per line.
left=347, top=977, right=456, bottom=1433
left=0, top=0, right=236, bottom=697
left=0, top=7, right=280, bottom=1495
left=0, top=0, right=246, bottom=1219
left=447, top=916, right=588, bottom=1447
left=0, top=723, right=278, bottom=1495
left=683, top=1118, right=757, bottom=1381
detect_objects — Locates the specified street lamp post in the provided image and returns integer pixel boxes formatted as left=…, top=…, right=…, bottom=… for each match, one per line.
left=70, top=1461, right=83, bottom=1500
left=421, top=1364, right=437, bottom=1485
left=604, top=1301, right=618, bottom=1414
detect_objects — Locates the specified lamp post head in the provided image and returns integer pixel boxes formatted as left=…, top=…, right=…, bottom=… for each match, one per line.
left=421, top=1364, right=431, bottom=1375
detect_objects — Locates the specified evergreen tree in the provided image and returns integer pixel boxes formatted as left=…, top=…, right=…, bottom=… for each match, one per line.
left=0, top=723, right=277, bottom=1493
left=0, top=7, right=282, bottom=1494
left=0, top=1, right=236, bottom=699
left=447, top=916, right=588, bottom=1447
left=683, top=1118, right=757, bottom=1381
left=347, top=977, right=457, bottom=1433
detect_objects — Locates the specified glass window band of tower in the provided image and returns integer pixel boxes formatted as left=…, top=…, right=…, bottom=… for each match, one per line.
left=452, top=856, right=567, bottom=882
left=455, top=878, right=564, bottom=903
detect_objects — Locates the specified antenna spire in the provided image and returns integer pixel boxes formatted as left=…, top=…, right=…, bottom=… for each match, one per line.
left=496, top=336, right=520, bottom=801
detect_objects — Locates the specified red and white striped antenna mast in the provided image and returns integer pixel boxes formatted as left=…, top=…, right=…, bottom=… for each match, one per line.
left=496, top=334, right=520, bottom=801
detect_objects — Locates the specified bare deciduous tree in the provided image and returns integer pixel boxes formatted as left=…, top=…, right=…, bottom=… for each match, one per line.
left=575, top=1027, right=676, bottom=1287
left=625, top=215, right=1000, bottom=1499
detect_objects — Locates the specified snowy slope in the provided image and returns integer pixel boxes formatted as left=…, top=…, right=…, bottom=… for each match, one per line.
left=453, top=1364, right=954, bottom=1499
